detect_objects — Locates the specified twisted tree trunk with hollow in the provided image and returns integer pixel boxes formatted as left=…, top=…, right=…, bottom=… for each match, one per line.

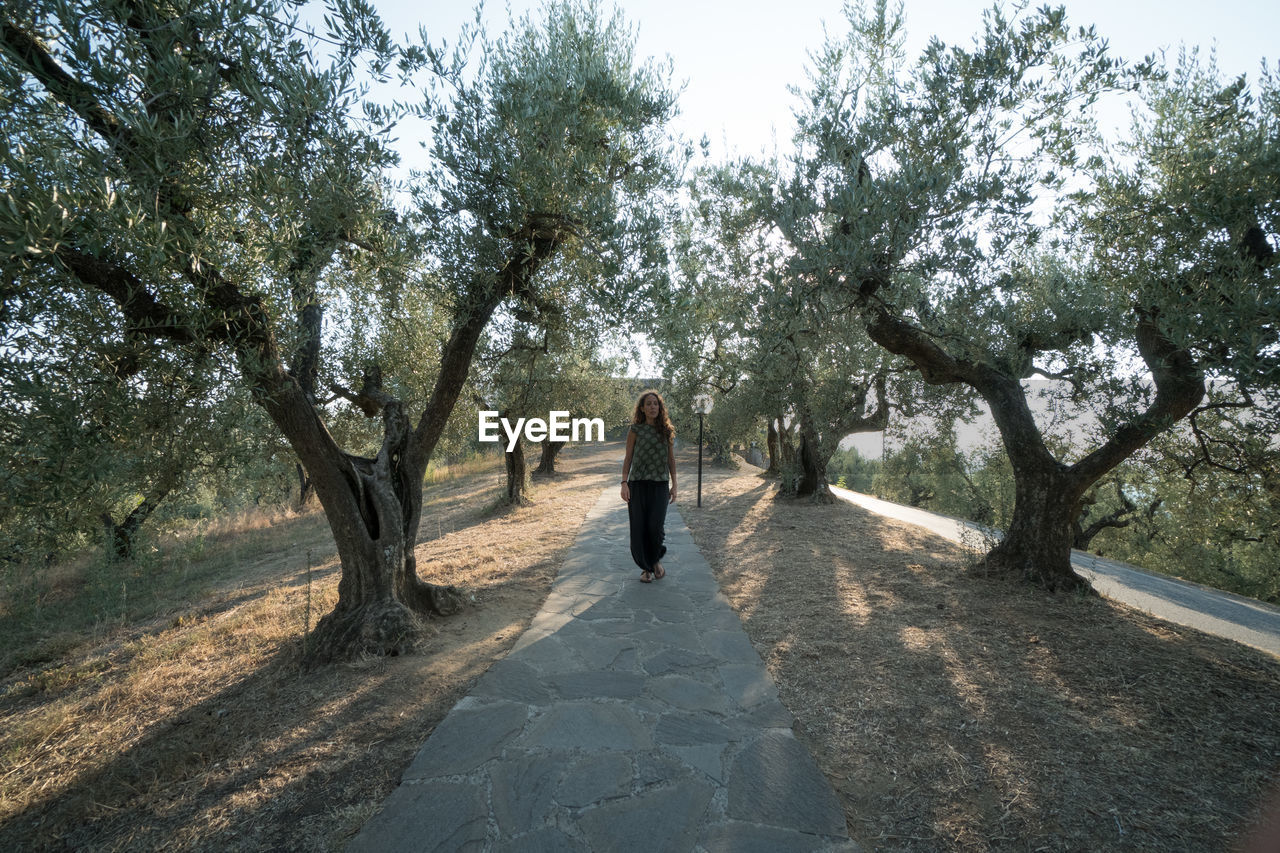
left=790, top=406, right=836, bottom=503
left=294, top=234, right=561, bottom=662
left=293, top=395, right=463, bottom=664
left=296, top=463, right=316, bottom=509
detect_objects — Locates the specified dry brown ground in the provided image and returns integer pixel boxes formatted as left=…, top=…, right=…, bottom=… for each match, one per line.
left=3, top=443, right=1280, bottom=852
left=682, top=461, right=1280, bottom=852
left=0, top=443, right=616, bottom=852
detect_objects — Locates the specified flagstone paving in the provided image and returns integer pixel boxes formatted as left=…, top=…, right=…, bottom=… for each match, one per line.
left=348, top=485, right=859, bottom=853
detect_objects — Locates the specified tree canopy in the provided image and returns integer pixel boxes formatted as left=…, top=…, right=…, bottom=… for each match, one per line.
left=742, top=1, right=1278, bottom=588
left=1, top=0, right=1276, bottom=662
left=1, top=0, right=684, bottom=661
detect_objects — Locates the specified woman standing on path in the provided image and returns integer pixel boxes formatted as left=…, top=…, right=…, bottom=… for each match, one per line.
left=620, top=390, right=677, bottom=583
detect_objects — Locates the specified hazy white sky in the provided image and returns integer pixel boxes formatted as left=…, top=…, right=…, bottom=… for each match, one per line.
left=376, top=0, right=1278, bottom=160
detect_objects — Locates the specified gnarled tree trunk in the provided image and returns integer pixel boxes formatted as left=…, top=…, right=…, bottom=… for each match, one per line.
left=779, top=379, right=888, bottom=504
left=787, top=407, right=835, bottom=502
left=980, top=460, right=1086, bottom=589
left=978, top=316, right=1204, bottom=590
left=100, top=485, right=173, bottom=562
left=865, top=304, right=1204, bottom=591
left=288, top=225, right=565, bottom=662
left=505, top=437, right=530, bottom=505
left=533, top=439, right=565, bottom=477
left=765, top=417, right=781, bottom=475
left=297, top=397, right=463, bottom=664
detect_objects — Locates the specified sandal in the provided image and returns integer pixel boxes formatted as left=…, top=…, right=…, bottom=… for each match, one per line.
left=639, top=570, right=653, bottom=583
left=653, top=564, right=666, bottom=580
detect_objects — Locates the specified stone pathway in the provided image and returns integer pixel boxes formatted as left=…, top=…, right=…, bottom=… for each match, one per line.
left=349, top=486, right=858, bottom=852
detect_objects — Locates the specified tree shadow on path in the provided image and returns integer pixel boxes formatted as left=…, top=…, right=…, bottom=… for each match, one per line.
left=683, top=465, right=1280, bottom=852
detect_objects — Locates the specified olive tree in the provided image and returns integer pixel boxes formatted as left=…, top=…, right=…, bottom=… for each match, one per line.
left=1, top=0, right=681, bottom=661
left=664, top=159, right=896, bottom=502
left=1, top=272, right=290, bottom=561
left=776, top=2, right=1276, bottom=589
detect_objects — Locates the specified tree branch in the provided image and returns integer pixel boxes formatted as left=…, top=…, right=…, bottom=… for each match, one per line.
left=53, top=245, right=200, bottom=344
left=331, top=365, right=397, bottom=418
left=413, top=215, right=568, bottom=459
left=0, top=18, right=130, bottom=146
left=1071, top=309, right=1205, bottom=484
left=863, top=304, right=972, bottom=386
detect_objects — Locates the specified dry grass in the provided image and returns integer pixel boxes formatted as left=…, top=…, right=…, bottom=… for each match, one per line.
left=682, top=461, right=1280, bottom=852
left=0, top=506, right=336, bottom=678
left=0, top=443, right=616, bottom=852
left=5, top=443, right=1280, bottom=852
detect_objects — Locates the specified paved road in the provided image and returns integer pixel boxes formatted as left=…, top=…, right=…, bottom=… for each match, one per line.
left=349, top=486, right=859, bottom=852
left=831, top=486, right=1280, bottom=659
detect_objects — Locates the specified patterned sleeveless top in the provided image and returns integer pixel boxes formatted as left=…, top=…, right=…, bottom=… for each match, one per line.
left=628, top=422, right=669, bottom=482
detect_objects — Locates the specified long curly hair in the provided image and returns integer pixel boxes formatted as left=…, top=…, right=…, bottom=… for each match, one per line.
left=632, top=389, right=675, bottom=445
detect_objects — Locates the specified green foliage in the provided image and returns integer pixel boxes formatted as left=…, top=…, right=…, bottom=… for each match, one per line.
left=411, top=0, right=685, bottom=320
left=658, top=158, right=912, bottom=498
left=826, top=446, right=879, bottom=493
left=868, top=429, right=1017, bottom=529
left=873, top=436, right=963, bottom=509
left=1, top=0, right=397, bottom=310
left=1, top=0, right=401, bottom=559
left=1079, top=51, right=1280, bottom=391
left=1086, top=392, right=1280, bottom=602
left=778, top=0, right=1145, bottom=388
left=1, top=0, right=682, bottom=583
left=749, top=0, right=1276, bottom=584
left=472, top=313, right=633, bottom=467
left=0, top=320, right=281, bottom=563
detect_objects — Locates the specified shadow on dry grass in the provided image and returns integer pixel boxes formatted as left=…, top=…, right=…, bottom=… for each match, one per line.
left=0, top=443, right=620, bottom=852
left=7, top=442, right=1278, bottom=852
left=683, top=462, right=1280, bottom=852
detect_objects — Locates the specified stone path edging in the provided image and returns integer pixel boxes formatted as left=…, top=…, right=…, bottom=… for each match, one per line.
left=348, top=485, right=859, bottom=852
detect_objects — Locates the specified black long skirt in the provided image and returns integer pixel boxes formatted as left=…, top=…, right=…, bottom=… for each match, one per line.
left=627, top=480, right=669, bottom=572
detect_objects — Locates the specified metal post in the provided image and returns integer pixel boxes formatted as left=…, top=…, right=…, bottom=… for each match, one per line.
left=697, top=412, right=704, bottom=507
